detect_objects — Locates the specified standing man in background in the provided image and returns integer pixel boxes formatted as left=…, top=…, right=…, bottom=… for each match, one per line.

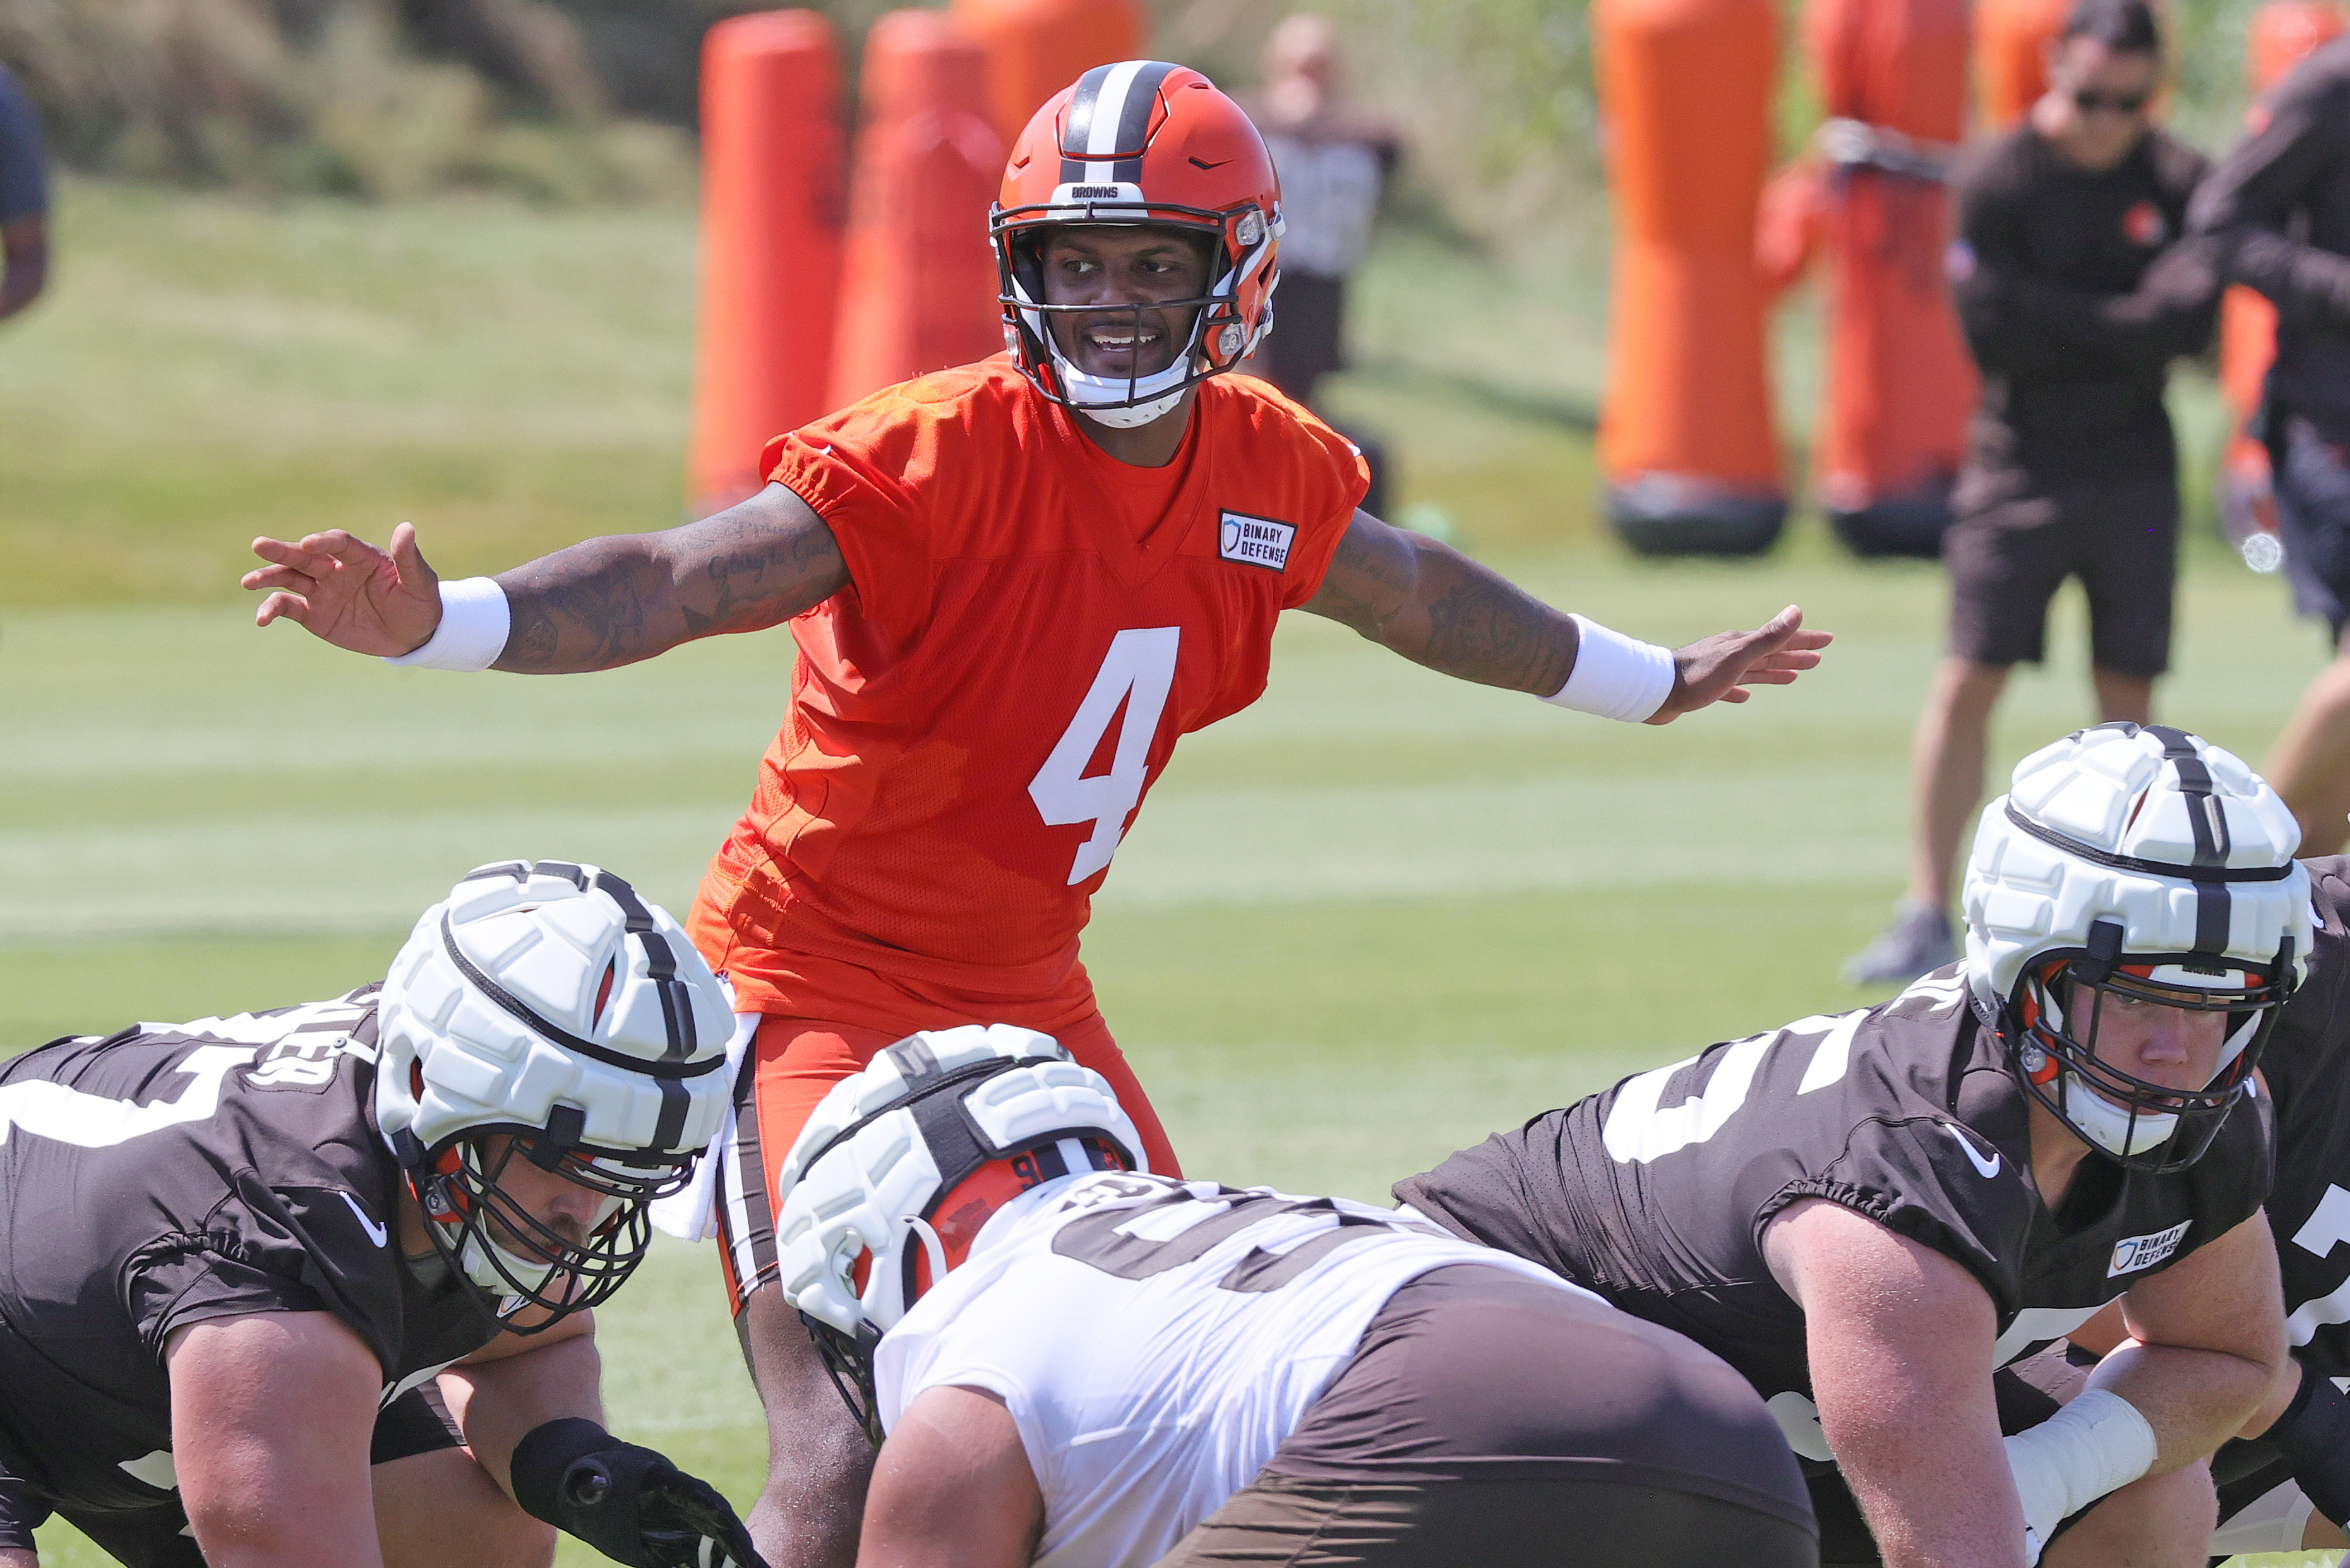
left=1240, top=14, right=1398, bottom=515
left=0, top=61, right=48, bottom=323
left=1845, top=0, right=2220, bottom=985
left=2192, top=37, right=2350, bottom=858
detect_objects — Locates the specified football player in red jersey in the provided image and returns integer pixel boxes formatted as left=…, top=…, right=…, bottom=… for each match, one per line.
left=244, top=63, right=1831, bottom=1567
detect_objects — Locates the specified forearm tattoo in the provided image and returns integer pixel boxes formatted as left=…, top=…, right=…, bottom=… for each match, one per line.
left=498, top=542, right=665, bottom=672
left=1422, top=575, right=1573, bottom=695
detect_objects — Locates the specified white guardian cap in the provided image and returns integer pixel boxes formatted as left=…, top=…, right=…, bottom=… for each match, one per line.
left=375, top=860, right=735, bottom=1327
left=773, top=1024, right=1145, bottom=1440
left=1962, top=724, right=2310, bottom=1171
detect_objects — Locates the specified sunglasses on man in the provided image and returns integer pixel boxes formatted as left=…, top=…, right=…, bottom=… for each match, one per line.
left=2073, top=86, right=2152, bottom=114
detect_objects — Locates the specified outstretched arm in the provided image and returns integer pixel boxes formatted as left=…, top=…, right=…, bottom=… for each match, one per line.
left=1297, top=510, right=1830, bottom=723
left=244, top=483, right=850, bottom=674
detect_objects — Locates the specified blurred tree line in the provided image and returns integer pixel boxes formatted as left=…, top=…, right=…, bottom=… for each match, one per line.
left=0, top=0, right=2285, bottom=230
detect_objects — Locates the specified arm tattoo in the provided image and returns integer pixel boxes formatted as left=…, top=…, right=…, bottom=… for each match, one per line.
left=1422, top=579, right=1571, bottom=694
left=1304, top=513, right=1573, bottom=694
left=497, top=542, right=665, bottom=672
left=493, top=490, right=847, bottom=674
left=1304, top=517, right=1417, bottom=638
left=678, top=513, right=844, bottom=640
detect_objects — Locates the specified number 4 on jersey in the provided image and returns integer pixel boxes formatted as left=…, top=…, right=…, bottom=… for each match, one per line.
left=1029, top=627, right=1181, bottom=885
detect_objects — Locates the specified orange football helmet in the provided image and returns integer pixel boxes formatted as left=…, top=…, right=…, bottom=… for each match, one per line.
left=991, top=61, right=1283, bottom=424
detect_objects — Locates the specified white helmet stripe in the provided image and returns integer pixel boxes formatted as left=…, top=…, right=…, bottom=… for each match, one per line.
left=1058, top=60, right=1179, bottom=187
left=2148, top=724, right=2233, bottom=954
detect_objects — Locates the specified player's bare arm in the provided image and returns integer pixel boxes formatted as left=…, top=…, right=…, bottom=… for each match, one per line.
left=855, top=1385, right=1042, bottom=1568
left=243, top=482, right=848, bottom=673
left=438, top=1310, right=603, bottom=1499
left=1764, top=1197, right=2031, bottom=1568
left=2099, top=1213, right=2287, bottom=1468
left=164, top=1310, right=388, bottom=1568
left=1298, top=509, right=1832, bottom=721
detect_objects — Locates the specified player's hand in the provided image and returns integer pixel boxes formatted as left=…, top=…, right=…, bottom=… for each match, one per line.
left=1646, top=604, right=1832, bottom=725
left=243, top=523, right=443, bottom=656
left=519, top=1421, right=767, bottom=1568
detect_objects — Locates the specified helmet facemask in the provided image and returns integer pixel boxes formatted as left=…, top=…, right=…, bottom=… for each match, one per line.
left=399, top=1102, right=696, bottom=1331
left=993, top=205, right=1278, bottom=427
left=2001, top=918, right=2293, bottom=1175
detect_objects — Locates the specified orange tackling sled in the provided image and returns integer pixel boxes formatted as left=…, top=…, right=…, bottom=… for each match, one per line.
left=687, top=11, right=846, bottom=519
left=827, top=10, right=1009, bottom=410
left=1975, top=0, right=2071, bottom=129
left=1597, top=0, right=1786, bottom=555
left=950, top=0, right=1148, bottom=152
left=1762, top=0, right=1975, bottom=558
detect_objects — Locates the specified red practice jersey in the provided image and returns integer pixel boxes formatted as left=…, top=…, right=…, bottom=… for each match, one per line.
left=689, top=357, right=1369, bottom=1012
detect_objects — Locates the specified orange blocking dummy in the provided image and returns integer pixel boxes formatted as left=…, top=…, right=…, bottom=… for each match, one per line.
left=1597, top=0, right=1786, bottom=555
left=951, top=0, right=1148, bottom=152
left=1779, top=0, right=1977, bottom=558
left=2218, top=0, right=2347, bottom=568
left=687, top=11, right=846, bottom=519
left=827, top=10, right=1009, bottom=410
left=1975, top=0, right=2072, bottom=129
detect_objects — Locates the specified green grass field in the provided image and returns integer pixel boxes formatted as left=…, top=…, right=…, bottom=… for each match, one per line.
left=3, top=179, right=2340, bottom=1566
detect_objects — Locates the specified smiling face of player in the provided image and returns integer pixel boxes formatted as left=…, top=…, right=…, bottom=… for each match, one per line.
left=1037, top=224, right=1215, bottom=386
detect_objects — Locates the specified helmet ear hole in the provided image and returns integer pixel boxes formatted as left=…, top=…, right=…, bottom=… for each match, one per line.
left=592, top=960, right=616, bottom=1027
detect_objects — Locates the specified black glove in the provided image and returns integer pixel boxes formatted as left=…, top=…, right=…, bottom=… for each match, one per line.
left=512, top=1417, right=766, bottom=1568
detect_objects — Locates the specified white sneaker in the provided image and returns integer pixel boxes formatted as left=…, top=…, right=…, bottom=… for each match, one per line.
left=1842, top=901, right=1955, bottom=985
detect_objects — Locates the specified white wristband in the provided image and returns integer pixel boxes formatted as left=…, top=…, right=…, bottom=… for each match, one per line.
left=1542, top=614, right=1677, bottom=722
left=382, top=578, right=510, bottom=671
left=2003, top=1389, right=2157, bottom=1552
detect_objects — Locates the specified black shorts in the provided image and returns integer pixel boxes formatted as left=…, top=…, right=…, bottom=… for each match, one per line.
left=1156, top=1264, right=1818, bottom=1567
left=2275, top=416, right=2350, bottom=643
left=1944, top=477, right=2178, bottom=678
left=0, top=1383, right=464, bottom=1565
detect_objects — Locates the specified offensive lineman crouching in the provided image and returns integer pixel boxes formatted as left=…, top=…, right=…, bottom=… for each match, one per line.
left=771, top=1027, right=1818, bottom=1568
left=0, top=861, right=760, bottom=1568
left=1397, top=724, right=2303, bottom=1567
